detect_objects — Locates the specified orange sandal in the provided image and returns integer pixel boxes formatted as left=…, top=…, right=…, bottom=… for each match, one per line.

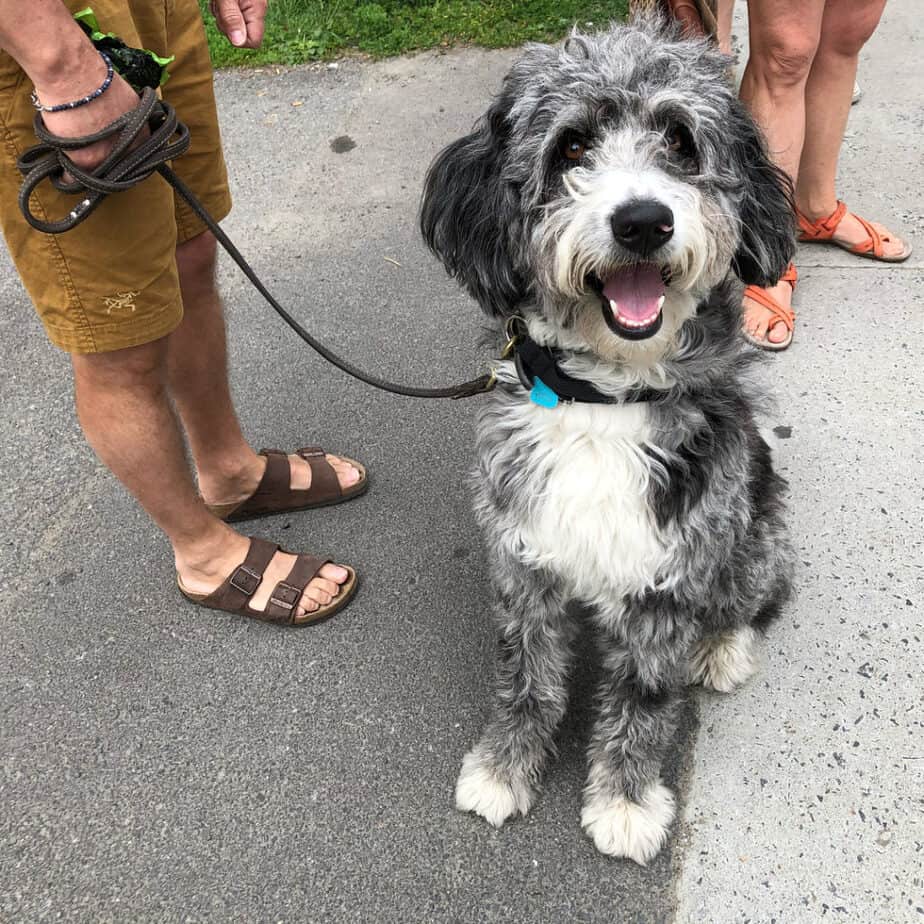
left=742, top=262, right=797, bottom=352
left=796, top=201, right=912, bottom=263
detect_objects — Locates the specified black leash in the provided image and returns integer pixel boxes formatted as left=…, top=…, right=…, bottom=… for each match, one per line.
left=17, top=88, right=494, bottom=400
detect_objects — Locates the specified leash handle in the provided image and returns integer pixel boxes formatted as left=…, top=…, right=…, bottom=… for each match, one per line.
left=18, top=88, right=189, bottom=234
left=16, top=90, right=495, bottom=401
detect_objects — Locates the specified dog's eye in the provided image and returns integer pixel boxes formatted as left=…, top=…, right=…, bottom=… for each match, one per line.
left=561, top=134, right=588, bottom=163
left=667, top=123, right=696, bottom=161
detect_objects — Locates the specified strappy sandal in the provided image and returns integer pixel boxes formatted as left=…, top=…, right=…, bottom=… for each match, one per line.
left=742, top=262, right=798, bottom=352
left=177, top=537, right=357, bottom=627
left=796, top=201, right=912, bottom=263
left=207, top=447, right=368, bottom=523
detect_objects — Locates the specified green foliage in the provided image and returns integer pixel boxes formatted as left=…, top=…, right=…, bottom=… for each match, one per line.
left=354, top=3, right=390, bottom=37
left=198, top=0, right=628, bottom=66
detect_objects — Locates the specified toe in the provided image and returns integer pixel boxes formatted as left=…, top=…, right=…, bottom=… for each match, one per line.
left=326, top=454, right=361, bottom=489
left=304, top=583, right=334, bottom=608
left=293, top=569, right=351, bottom=619
left=310, top=577, right=341, bottom=597
left=296, top=574, right=348, bottom=617
left=767, top=320, right=789, bottom=343
left=287, top=452, right=362, bottom=492
left=742, top=301, right=769, bottom=339
left=319, top=562, right=350, bottom=585
left=871, top=222, right=908, bottom=257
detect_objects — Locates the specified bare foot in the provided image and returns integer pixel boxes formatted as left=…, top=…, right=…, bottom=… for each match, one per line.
left=176, top=528, right=351, bottom=619
left=742, top=277, right=795, bottom=346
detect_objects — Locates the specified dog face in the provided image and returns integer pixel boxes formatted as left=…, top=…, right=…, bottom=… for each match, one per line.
left=421, top=19, right=795, bottom=365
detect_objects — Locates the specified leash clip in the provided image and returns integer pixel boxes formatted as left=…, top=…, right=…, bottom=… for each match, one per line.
left=500, top=315, right=527, bottom=359
left=483, top=316, right=528, bottom=393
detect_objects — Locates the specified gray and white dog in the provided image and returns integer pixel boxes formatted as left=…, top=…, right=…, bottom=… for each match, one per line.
left=420, top=17, right=796, bottom=865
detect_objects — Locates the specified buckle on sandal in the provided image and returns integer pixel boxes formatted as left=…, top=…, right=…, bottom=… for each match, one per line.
left=270, top=582, right=301, bottom=611
left=229, top=565, right=261, bottom=596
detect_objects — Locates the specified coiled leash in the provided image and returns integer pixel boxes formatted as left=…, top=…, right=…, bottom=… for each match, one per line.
left=17, top=87, right=496, bottom=400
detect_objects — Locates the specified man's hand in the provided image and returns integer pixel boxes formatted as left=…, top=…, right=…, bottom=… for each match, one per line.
left=35, top=49, right=148, bottom=179
left=208, top=0, right=268, bottom=49
left=1, top=0, right=148, bottom=176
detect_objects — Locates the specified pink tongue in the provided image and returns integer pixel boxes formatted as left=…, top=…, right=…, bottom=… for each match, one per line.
left=601, top=264, right=665, bottom=321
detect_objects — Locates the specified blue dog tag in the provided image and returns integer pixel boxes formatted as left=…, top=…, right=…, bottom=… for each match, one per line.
left=529, top=375, right=559, bottom=409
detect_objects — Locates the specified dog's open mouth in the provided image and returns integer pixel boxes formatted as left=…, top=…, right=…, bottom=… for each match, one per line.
left=593, top=263, right=667, bottom=340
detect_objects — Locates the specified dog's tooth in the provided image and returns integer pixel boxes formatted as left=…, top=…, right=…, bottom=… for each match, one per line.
left=657, top=295, right=665, bottom=310
left=609, top=298, right=619, bottom=314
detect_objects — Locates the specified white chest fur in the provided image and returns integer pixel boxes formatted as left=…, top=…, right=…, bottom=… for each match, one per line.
left=509, top=399, right=670, bottom=601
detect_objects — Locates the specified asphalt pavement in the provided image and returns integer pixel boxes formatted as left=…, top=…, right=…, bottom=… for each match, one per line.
left=1, top=3, right=921, bottom=921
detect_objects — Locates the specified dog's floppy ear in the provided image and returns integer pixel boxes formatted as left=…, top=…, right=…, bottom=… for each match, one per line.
left=420, top=93, right=524, bottom=317
left=727, top=100, right=796, bottom=287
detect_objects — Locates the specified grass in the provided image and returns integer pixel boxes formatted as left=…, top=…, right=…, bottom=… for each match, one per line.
left=198, top=0, right=629, bottom=66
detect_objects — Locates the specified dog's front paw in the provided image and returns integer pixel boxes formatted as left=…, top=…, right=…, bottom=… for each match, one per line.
left=689, top=625, right=762, bottom=693
left=581, top=782, right=675, bottom=865
left=455, top=747, right=533, bottom=828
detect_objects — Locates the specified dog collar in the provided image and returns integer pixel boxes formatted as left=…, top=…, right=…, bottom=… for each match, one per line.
left=509, top=332, right=663, bottom=408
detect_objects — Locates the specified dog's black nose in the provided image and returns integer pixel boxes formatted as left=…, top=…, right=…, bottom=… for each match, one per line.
left=610, top=200, right=675, bottom=256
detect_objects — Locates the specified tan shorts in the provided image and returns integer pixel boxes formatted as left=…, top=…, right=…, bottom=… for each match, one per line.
left=0, top=0, right=232, bottom=353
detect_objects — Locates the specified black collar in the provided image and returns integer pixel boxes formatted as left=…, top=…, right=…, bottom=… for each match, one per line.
left=509, top=332, right=663, bottom=407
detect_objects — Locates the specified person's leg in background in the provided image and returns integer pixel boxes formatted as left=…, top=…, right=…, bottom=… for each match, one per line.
left=716, top=0, right=734, bottom=55
left=795, top=0, right=906, bottom=257
left=738, top=0, right=826, bottom=346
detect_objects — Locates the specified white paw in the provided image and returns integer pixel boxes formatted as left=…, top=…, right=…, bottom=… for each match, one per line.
left=455, top=748, right=533, bottom=828
left=689, top=625, right=761, bottom=693
left=581, top=782, right=675, bottom=865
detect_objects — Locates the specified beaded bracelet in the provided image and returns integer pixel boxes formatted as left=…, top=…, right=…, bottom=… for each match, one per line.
left=30, top=51, right=114, bottom=113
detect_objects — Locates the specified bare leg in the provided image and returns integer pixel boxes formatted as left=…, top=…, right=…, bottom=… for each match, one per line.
left=71, top=338, right=349, bottom=618
left=716, top=0, right=735, bottom=56
left=73, top=338, right=227, bottom=555
left=739, top=0, right=825, bottom=345
left=795, top=0, right=905, bottom=256
left=740, top=0, right=826, bottom=181
left=168, top=230, right=360, bottom=506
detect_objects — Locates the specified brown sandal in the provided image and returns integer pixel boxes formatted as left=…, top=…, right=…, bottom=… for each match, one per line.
left=177, top=537, right=357, bottom=626
left=207, top=447, right=368, bottom=522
